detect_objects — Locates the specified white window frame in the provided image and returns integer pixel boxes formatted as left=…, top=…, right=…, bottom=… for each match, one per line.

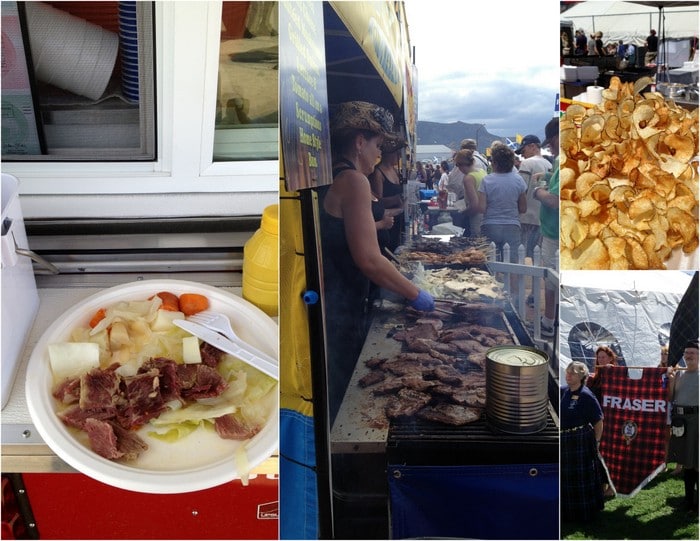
left=2, top=1, right=278, bottom=220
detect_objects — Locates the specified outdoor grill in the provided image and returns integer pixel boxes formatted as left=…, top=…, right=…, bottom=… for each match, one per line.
left=330, top=293, right=560, bottom=539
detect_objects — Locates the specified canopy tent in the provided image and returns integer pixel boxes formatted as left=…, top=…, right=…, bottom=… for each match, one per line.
left=558, top=271, right=694, bottom=380
left=324, top=2, right=404, bottom=111
left=562, top=1, right=699, bottom=49
left=416, top=144, right=453, bottom=164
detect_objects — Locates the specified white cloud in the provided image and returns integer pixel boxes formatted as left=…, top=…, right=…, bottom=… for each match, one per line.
left=404, top=0, right=561, bottom=137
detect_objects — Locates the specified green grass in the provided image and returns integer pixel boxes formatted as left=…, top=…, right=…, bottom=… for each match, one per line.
left=561, top=465, right=699, bottom=540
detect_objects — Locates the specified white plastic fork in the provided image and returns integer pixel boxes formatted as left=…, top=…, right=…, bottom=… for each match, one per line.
left=187, top=310, right=278, bottom=379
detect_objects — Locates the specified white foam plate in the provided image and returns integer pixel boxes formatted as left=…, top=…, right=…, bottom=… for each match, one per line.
left=25, top=279, right=279, bottom=494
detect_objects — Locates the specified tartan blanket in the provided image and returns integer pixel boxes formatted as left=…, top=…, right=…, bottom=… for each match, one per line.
left=597, top=366, right=668, bottom=496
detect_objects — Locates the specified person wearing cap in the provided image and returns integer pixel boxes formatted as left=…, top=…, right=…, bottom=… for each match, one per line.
left=515, top=134, right=552, bottom=267
left=533, top=117, right=559, bottom=339
left=666, top=339, right=698, bottom=514
left=645, top=29, right=659, bottom=65
left=320, top=101, right=435, bottom=422
left=561, top=361, right=609, bottom=521
left=369, top=133, right=408, bottom=252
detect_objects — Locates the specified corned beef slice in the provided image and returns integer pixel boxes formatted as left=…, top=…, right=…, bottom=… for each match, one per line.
left=111, top=422, right=148, bottom=460
left=79, top=368, right=121, bottom=411
left=54, top=355, right=231, bottom=461
left=84, top=418, right=123, bottom=460
left=84, top=418, right=148, bottom=461
left=177, top=364, right=228, bottom=399
left=140, top=357, right=181, bottom=401
left=58, top=404, right=115, bottom=430
left=200, top=342, right=224, bottom=367
left=52, top=377, right=81, bottom=404
left=214, top=414, right=260, bottom=440
left=116, top=369, right=166, bottom=429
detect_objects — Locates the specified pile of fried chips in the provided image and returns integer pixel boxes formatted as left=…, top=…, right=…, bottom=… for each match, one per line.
left=560, top=76, right=699, bottom=269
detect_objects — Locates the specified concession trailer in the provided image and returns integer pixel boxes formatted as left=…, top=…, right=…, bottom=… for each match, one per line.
left=1, top=2, right=278, bottom=539
left=279, top=2, right=559, bottom=538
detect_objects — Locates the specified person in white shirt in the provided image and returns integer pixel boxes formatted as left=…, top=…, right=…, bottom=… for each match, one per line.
left=515, top=134, right=552, bottom=263
left=459, top=138, right=489, bottom=172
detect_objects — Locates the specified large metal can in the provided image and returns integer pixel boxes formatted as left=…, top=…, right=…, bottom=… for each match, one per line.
left=485, top=346, right=549, bottom=434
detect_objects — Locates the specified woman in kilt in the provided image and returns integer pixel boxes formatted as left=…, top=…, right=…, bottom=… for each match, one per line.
left=561, top=361, right=613, bottom=521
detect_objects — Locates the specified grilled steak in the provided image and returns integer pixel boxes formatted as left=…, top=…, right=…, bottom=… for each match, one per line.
left=365, top=356, right=387, bottom=369
left=372, top=376, right=407, bottom=395
left=431, top=364, right=465, bottom=385
left=417, top=404, right=482, bottom=426
left=385, top=388, right=432, bottom=418
left=393, top=322, right=439, bottom=343
left=359, top=370, right=386, bottom=388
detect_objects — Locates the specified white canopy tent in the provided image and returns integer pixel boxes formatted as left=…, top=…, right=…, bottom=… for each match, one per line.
left=558, top=271, right=694, bottom=380
left=562, top=0, right=698, bottom=66
left=416, top=144, right=453, bottom=164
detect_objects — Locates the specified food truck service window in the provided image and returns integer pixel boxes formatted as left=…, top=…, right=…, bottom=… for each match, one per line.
left=214, top=1, right=278, bottom=162
left=1, top=1, right=156, bottom=161
left=1, top=2, right=278, bottom=219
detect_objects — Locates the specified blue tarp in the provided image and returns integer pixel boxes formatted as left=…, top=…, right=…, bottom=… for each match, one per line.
left=388, top=463, right=559, bottom=539
left=280, top=409, right=318, bottom=540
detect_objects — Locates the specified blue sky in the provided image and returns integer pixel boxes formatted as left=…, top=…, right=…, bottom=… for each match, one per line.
left=404, top=0, right=562, bottom=140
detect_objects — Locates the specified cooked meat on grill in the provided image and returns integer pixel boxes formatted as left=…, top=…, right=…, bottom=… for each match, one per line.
left=415, top=318, right=444, bottom=331
left=452, top=339, right=487, bottom=354
left=392, top=322, right=439, bottom=343
left=365, top=356, right=388, bottom=369
left=465, top=352, right=487, bottom=368
left=469, top=324, right=512, bottom=340
left=417, top=404, right=482, bottom=426
left=431, top=364, right=465, bottom=385
left=434, top=386, right=486, bottom=407
left=427, top=350, right=456, bottom=364
left=405, top=337, right=434, bottom=353
left=400, top=374, right=440, bottom=392
left=359, top=370, right=386, bottom=388
left=371, top=376, right=406, bottom=395
left=385, top=388, right=432, bottom=418
left=355, top=317, right=519, bottom=427
left=439, top=328, right=477, bottom=342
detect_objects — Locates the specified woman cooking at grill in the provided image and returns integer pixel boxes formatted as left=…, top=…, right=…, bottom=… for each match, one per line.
left=369, top=133, right=408, bottom=253
left=561, top=361, right=614, bottom=522
left=319, top=101, right=435, bottom=423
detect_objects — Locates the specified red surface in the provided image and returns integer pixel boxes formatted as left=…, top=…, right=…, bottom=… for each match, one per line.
left=21, top=473, right=278, bottom=540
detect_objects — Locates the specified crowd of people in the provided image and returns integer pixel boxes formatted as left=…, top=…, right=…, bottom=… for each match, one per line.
left=413, top=118, right=559, bottom=336
left=569, top=26, right=658, bottom=67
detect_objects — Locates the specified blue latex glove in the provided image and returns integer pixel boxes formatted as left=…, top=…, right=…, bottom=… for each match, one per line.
left=409, top=289, right=435, bottom=312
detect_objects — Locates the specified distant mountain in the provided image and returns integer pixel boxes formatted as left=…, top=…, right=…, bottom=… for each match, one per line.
left=416, top=121, right=505, bottom=155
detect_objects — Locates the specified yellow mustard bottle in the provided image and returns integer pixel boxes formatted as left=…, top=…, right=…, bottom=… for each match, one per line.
left=242, top=204, right=279, bottom=316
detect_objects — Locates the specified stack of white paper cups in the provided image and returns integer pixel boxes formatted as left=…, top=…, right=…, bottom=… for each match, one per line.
left=24, top=2, right=118, bottom=101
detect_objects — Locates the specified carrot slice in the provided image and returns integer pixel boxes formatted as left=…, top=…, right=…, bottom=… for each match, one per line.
left=179, top=293, right=209, bottom=316
left=154, top=291, right=180, bottom=312
left=89, top=308, right=107, bottom=328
